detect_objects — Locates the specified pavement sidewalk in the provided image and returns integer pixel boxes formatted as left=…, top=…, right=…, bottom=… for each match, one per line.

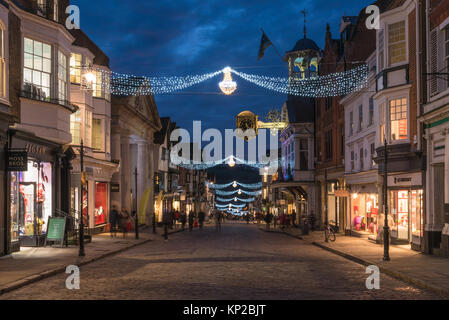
left=260, top=224, right=449, bottom=299
left=0, top=226, right=185, bottom=296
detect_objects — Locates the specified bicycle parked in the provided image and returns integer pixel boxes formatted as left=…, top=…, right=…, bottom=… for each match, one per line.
left=325, top=220, right=337, bottom=242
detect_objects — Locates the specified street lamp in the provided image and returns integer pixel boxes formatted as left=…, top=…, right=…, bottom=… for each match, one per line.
left=79, top=140, right=86, bottom=257
left=383, top=139, right=390, bottom=261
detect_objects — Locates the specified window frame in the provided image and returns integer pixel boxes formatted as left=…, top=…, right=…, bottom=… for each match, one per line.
left=388, top=20, right=407, bottom=66
left=0, top=24, right=6, bottom=99
left=389, top=97, right=408, bottom=142
left=23, top=37, right=52, bottom=102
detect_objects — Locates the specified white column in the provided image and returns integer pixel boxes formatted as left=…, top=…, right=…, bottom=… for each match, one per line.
left=148, top=141, right=155, bottom=225
left=444, top=129, right=449, bottom=204
left=121, top=132, right=131, bottom=211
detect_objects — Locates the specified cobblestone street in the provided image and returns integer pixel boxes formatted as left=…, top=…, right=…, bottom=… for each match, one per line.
left=0, top=222, right=440, bottom=300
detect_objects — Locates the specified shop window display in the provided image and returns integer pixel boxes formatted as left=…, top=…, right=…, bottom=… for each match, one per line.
left=94, top=182, right=108, bottom=225
left=10, top=160, right=52, bottom=240
left=351, top=193, right=378, bottom=234
left=390, top=189, right=423, bottom=241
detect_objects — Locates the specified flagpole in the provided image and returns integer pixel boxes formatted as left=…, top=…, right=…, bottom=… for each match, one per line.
left=260, top=28, right=284, bottom=62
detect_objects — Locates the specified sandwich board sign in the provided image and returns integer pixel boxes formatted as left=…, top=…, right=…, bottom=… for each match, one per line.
left=45, top=217, right=66, bottom=248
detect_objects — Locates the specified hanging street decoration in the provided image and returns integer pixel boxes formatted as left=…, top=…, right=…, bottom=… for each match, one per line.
left=215, top=189, right=262, bottom=196
left=171, top=154, right=280, bottom=170
left=216, top=196, right=256, bottom=203
left=81, top=65, right=368, bottom=98
left=219, top=67, right=238, bottom=95
left=216, top=203, right=247, bottom=209
left=207, top=181, right=263, bottom=190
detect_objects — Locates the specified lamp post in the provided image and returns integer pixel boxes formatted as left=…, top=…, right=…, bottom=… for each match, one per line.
left=79, top=140, right=85, bottom=257
left=134, top=167, right=139, bottom=240
left=324, top=168, right=329, bottom=243
left=383, top=139, right=390, bottom=261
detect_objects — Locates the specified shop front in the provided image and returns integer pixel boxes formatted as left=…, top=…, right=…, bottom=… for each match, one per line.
left=71, top=157, right=117, bottom=234
left=387, top=172, right=424, bottom=249
left=8, top=130, right=69, bottom=250
left=327, top=181, right=348, bottom=234
left=349, top=188, right=379, bottom=236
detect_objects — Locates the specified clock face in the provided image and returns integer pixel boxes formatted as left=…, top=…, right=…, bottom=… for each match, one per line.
left=239, top=118, right=255, bottom=131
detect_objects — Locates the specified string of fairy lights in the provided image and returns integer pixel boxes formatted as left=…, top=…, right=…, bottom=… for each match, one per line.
left=215, top=189, right=262, bottom=196
left=216, top=197, right=256, bottom=203
left=207, top=181, right=263, bottom=190
left=171, top=155, right=280, bottom=170
left=79, top=65, right=368, bottom=98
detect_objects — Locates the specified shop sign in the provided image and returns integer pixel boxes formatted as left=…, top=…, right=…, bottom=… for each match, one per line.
left=388, top=172, right=422, bottom=187
left=7, top=151, right=28, bottom=171
left=25, top=143, right=47, bottom=156
left=111, top=183, right=120, bottom=192
left=335, top=190, right=349, bottom=197
left=45, top=217, right=66, bottom=248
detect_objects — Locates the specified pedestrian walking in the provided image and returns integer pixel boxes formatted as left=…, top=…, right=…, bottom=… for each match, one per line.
left=119, top=208, right=130, bottom=238
left=198, top=211, right=205, bottom=229
left=162, top=209, right=171, bottom=241
left=180, top=211, right=187, bottom=230
left=109, top=205, right=119, bottom=238
left=292, top=210, right=297, bottom=228
left=215, top=210, right=222, bottom=232
left=188, top=212, right=195, bottom=232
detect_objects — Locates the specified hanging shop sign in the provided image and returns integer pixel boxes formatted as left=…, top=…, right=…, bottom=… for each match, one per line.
left=111, top=183, right=120, bottom=193
left=7, top=150, right=28, bottom=171
left=335, top=190, right=349, bottom=197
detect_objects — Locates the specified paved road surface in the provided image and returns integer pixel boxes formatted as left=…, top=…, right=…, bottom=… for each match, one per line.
left=0, top=222, right=440, bottom=300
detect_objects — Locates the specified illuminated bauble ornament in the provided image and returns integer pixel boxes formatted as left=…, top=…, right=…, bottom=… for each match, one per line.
left=233, top=181, right=238, bottom=188
left=238, top=189, right=242, bottom=195
left=228, top=156, right=236, bottom=167
left=219, top=67, right=237, bottom=95
left=234, top=197, right=238, bottom=202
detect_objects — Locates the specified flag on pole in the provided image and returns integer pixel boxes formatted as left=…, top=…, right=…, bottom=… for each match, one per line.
left=258, top=30, right=273, bottom=60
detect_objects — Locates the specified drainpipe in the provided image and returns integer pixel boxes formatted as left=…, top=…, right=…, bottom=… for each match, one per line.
left=416, top=0, right=422, bottom=152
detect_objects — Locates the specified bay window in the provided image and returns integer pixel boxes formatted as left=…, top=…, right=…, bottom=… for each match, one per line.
left=58, top=51, right=67, bottom=102
left=85, top=110, right=92, bottom=147
left=92, top=118, right=102, bottom=150
left=390, top=98, right=408, bottom=141
left=23, top=38, right=52, bottom=101
left=0, top=26, right=5, bottom=98
left=93, top=71, right=102, bottom=98
left=70, top=109, right=82, bottom=145
left=70, top=53, right=82, bottom=84
left=388, top=21, right=406, bottom=65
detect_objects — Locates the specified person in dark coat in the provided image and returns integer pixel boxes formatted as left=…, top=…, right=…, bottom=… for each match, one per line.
left=198, top=211, right=205, bottom=229
left=180, top=211, right=187, bottom=230
left=188, top=212, right=195, bottom=232
left=119, top=208, right=130, bottom=238
left=109, top=205, right=119, bottom=238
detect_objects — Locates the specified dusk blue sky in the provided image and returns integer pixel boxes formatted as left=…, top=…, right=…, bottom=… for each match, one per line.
left=71, top=0, right=373, bottom=134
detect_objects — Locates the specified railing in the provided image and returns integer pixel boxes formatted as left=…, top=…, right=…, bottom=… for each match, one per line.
left=21, top=85, right=77, bottom=112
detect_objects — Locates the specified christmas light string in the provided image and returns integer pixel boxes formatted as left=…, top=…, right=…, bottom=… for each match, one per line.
left=81, top=65, right=368, bottom=98
left=216, top=197, right=256, bottom=203
left=216, top=203, right=247, bottom=209
left=171, top=155, right=281, bottom=170
left=207, top=181, right=263, bottom=190
left=215, top=189, right=262, bottom=196
left=230, top=65, right=369, bottom=98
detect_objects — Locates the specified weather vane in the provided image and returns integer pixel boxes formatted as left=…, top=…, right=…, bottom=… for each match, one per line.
left=301, top=9, right=307, bottom=39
